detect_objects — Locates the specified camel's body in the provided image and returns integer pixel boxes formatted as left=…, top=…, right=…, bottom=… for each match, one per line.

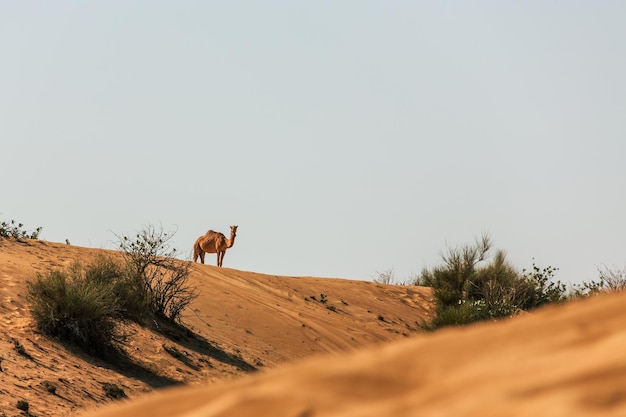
left=193, top=225, right=237, bottom=267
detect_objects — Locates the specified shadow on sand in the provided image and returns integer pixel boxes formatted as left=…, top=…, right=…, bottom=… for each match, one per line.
left=151, top=317, right=257, bottom=373
left=70, top=343, right=182, bottom=389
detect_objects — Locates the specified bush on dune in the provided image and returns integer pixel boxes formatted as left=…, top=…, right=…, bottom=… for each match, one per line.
left=419, top=235, right=568, bottom=330
left=28, top=260, right=122, bottom=358
left=27, top=225, right=198, bottom=359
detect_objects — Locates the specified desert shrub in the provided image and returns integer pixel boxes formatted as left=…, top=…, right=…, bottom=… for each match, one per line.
left=420, top=235, right=492, bottom=307
left=419, top=236, right=567, bottom=330
left=570, top=265, right=626, bottom=298
left=519, top=262, right=566, bottom=309
left=102, top=382, right=126, bottom=399
left=43, top=381, right=57, bottom=395
left=28, top=225, right=198, bottom=358
left=16, top=400, right=29, bottom=412
left=0, top=219, right=41, bottom=239
left=27, top=261, right=122, bottom=358
left=374, top=268, right=396, bottom=285
left=596, top=265, right=626, bottom=292
left=116, top=225, right=198, bottom=321
left=82, top=255, right=150, bottom=321
left=374, top=268, right=418, bottom=285
left=12, top=338, right=32, bottom=359
left=424, top=300, right=493, bottom=329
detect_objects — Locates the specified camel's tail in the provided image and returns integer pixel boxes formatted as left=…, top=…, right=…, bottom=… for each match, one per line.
left=193, top=239, right=202, bottom=262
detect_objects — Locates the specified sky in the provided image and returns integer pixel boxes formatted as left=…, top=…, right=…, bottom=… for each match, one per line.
left=1, top=1, right=625, bottom=286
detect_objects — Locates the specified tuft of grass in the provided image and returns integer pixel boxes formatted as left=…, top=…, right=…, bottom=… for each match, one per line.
left=12, top=339, right=32, bottom=360
left=27, top=261, right=122, bottom=359
left=16, top=399, right=29, bottom=412
left=102, top=383, right=126, bottom=399
left=43, top=381, right=57, bottom=395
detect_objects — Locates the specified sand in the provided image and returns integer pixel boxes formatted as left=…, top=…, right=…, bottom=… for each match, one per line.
left=2, top=238, right=625, bottom=416
left=0, top=238, right=433, bottom=416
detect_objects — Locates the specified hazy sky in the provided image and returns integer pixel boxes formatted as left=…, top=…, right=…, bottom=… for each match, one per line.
left=2, top=1, right=625, bottom=285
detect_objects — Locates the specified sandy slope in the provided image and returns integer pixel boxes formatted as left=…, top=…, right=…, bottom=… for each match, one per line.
left=0, top=238, right=433, bottom=416
left=86, top=289, right=626, bottom=417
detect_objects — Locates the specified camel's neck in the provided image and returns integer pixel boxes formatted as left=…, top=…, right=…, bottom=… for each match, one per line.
left=227, top=231, right=237, bottom=248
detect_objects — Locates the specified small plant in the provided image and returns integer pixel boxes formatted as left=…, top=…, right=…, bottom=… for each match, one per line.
left=43, top=381, right=57, bottom=394
left=116, top=225, right=198, bottom=321
left=597, top=265, right=626, bottom=292
left=0, top=219, right=42, bottom=240
left=520, top=261, right=566, bottom=309
left=102, top=382, right=126, bottom=399
left=12, top=338, right=32, bottom=359
left=27, top=261, right=122, bottom=359
left=326, top=305, right=337, bottom=312
left=419, top=235, right=570, bottom=330
left=374, top=268, right=396, bottom=285
left=319, top=293, right=327, bottom=304
left=16, top=399, right=29, bottom=412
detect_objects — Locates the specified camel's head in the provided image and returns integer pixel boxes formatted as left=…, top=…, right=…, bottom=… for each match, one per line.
left=230, top=225, right=238, bottom=235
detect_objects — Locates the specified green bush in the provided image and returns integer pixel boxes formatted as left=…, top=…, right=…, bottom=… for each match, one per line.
left=28, top=225, right=199, bottom=358
left=419, top=235, right=567, bottom=330
left=519, top=262, right=566, bottom=309
left=0, top=219, right=41, bottom=239
left=82, top=255, right=150, bottom=321
left=425, top=300, right=493, bottom=329
left=27, top=260, right=122, bottom=358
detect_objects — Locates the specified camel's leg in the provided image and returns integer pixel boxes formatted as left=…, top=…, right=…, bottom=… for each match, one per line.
left=216, top=252, right=221, bottom=267
left=219, top=251, right=226, bottom=267
left=199, top=251, right=205, bottom=264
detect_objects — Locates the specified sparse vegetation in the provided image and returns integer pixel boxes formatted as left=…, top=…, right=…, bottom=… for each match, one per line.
left=16, top=399, right=29, bottom=412
left=27, top=261, right=123, bottom=358
left=116, top=225, right=198, bottom=321
left=43, top=381, right=57, bottom=395
left=374, top=268, right=397, bottom=285
left=0, top=219, right=41, bottom=240
left=102, top=382, right=126, bottom=399
left=419, top=235, right=570, bottom=330
left=12, top=338, right=32, bottom=359
left=27, top=225, right=199, bottom=358
left=595, top=265, right=626, bottom=292
left=373, top=268, right=416, bottom=285
left=569, top=265, right=626, bottom=298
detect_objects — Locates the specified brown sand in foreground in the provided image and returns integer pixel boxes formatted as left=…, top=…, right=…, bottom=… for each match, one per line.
left=86, top=289, right=626, bottom=417
left=0, top=238, right=433, bottom=416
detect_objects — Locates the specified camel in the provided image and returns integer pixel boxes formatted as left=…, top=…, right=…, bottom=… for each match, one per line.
left=193, top=225, right=238, bottom=267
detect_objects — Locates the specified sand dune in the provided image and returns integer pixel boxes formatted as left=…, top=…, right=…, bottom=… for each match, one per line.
left=86, top=289, right=626, bottom=417
left=0, top=238, right=433, bottom=416
left=3, top=238, right=625, bottom=416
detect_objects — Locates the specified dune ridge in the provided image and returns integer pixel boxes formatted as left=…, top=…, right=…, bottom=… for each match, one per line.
left=86, top=289, right=626, bottom=417
left=0, top=238, right=433, bottom=416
